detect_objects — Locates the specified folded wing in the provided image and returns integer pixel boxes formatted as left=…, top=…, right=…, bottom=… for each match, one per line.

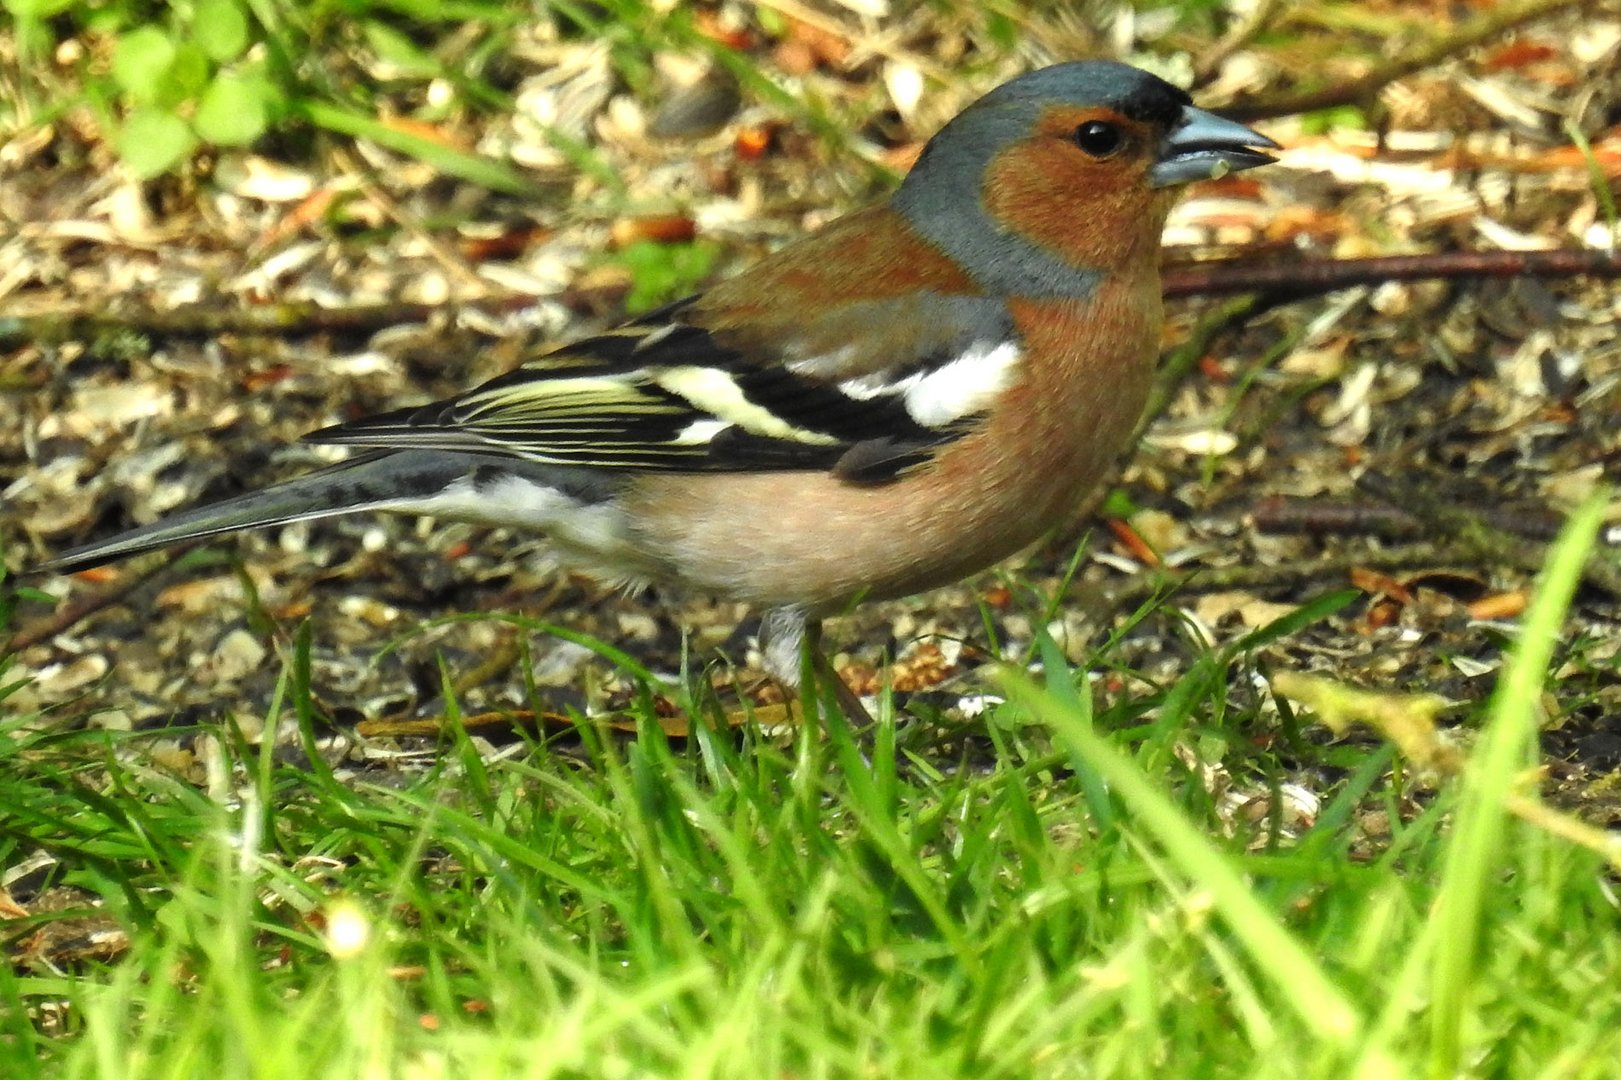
left=305, top=293, right=1022, bottom=485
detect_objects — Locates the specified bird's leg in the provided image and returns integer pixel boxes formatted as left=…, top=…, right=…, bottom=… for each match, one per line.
left=759, top=607, right=876, bottom=728
left=803, top=618, right=877, bottom=730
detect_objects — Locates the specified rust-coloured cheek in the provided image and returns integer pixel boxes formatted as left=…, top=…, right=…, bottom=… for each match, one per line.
left=981, top=140, right=1169, bottom=273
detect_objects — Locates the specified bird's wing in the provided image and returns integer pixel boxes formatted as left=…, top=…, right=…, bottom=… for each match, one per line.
left=305, top=291, right=1021, bottom=484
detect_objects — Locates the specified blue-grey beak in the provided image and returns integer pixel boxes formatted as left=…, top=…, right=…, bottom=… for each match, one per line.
left=1150, top=106, right=1278, bottom=188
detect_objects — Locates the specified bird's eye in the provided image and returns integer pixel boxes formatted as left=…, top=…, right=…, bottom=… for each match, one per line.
left=1072, top=120, right=1123, bottom=159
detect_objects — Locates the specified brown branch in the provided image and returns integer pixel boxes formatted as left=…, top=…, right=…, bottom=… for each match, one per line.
left=1085, top=496, right=1621, bottom=617
left=1162, top=248, right=1621, bottom=301
left=1251, top=495, right=1571, bottom=545
left=1251, top=496, right=1426, bottom=541
left=1222, top=0, right=1598, bottom=121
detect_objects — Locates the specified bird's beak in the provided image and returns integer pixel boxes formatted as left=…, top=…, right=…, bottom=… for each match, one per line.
left=1149, top=106, right=1278, bottom=188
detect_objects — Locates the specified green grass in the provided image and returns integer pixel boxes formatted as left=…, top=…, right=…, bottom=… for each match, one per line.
left=3, top=500, right=1619, bottom=1077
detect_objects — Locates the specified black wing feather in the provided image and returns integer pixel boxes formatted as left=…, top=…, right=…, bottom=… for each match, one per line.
left=305, top=298, right=1012, bottom=483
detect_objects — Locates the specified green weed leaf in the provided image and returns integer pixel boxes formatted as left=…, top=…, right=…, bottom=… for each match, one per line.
left=4, top=0, right=77, bottom=17
left=166, top=41, right=213, bottom=99
left=194, top=72, right=269, bottom=145
left=618, top=239, right=717, bottom=313
left=111, top=27, right=178, bottom=102
left=194, top=0, right=250, bottom=63
left=118, top=108, right=197, bottom=177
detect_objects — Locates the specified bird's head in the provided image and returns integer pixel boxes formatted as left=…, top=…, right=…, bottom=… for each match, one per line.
left=892, top=61, right=1277, bottom=296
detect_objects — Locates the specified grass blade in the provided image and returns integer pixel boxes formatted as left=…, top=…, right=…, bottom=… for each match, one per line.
left=1006, top=671, right=1364, bottom=1050
left=1427, top=492, right=1606, bottom=1077
left=297, top=100, right=544, bottom=198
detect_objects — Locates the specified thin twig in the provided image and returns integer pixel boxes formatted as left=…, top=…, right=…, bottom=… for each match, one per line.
left=333, top=147, right=490, bottom=294
left=1084, top=542, right=1465, bottom=614
left=1222, top=0, right=1597, bottom=121
left=1135, top=294, right=1262, bottom=442
left=1193, top=0, right=1285, bottom=87
left=0, top=301, right=461, bottom=346
left=1356, top=474, right=1621, bottom=598
left=5, top=543, right=202, bottom=652
left=1162, top=248, right=1621, bottom=301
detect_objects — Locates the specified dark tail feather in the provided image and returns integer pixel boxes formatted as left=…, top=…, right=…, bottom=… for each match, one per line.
left=43, top=450, right=475, bottom=573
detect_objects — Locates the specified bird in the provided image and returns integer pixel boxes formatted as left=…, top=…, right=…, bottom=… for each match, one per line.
left=44, top=60, right=1277, bottom=717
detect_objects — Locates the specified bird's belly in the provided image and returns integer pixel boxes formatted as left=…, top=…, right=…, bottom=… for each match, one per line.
left=620, top=387, right=1143, bottom=610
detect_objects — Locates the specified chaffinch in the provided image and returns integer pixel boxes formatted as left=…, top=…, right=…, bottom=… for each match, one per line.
left=46, top=60, right=1276, bottom=707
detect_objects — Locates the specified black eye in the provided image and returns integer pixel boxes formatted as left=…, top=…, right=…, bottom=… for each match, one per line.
left=1072, top=120, right=1123, bottom=158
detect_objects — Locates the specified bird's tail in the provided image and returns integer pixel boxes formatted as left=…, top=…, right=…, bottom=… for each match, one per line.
left=44, top=450, right=481, bottom=573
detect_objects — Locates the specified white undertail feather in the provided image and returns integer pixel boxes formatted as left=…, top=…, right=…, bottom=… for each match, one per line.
left=388, top=473, right=659, bottom=588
